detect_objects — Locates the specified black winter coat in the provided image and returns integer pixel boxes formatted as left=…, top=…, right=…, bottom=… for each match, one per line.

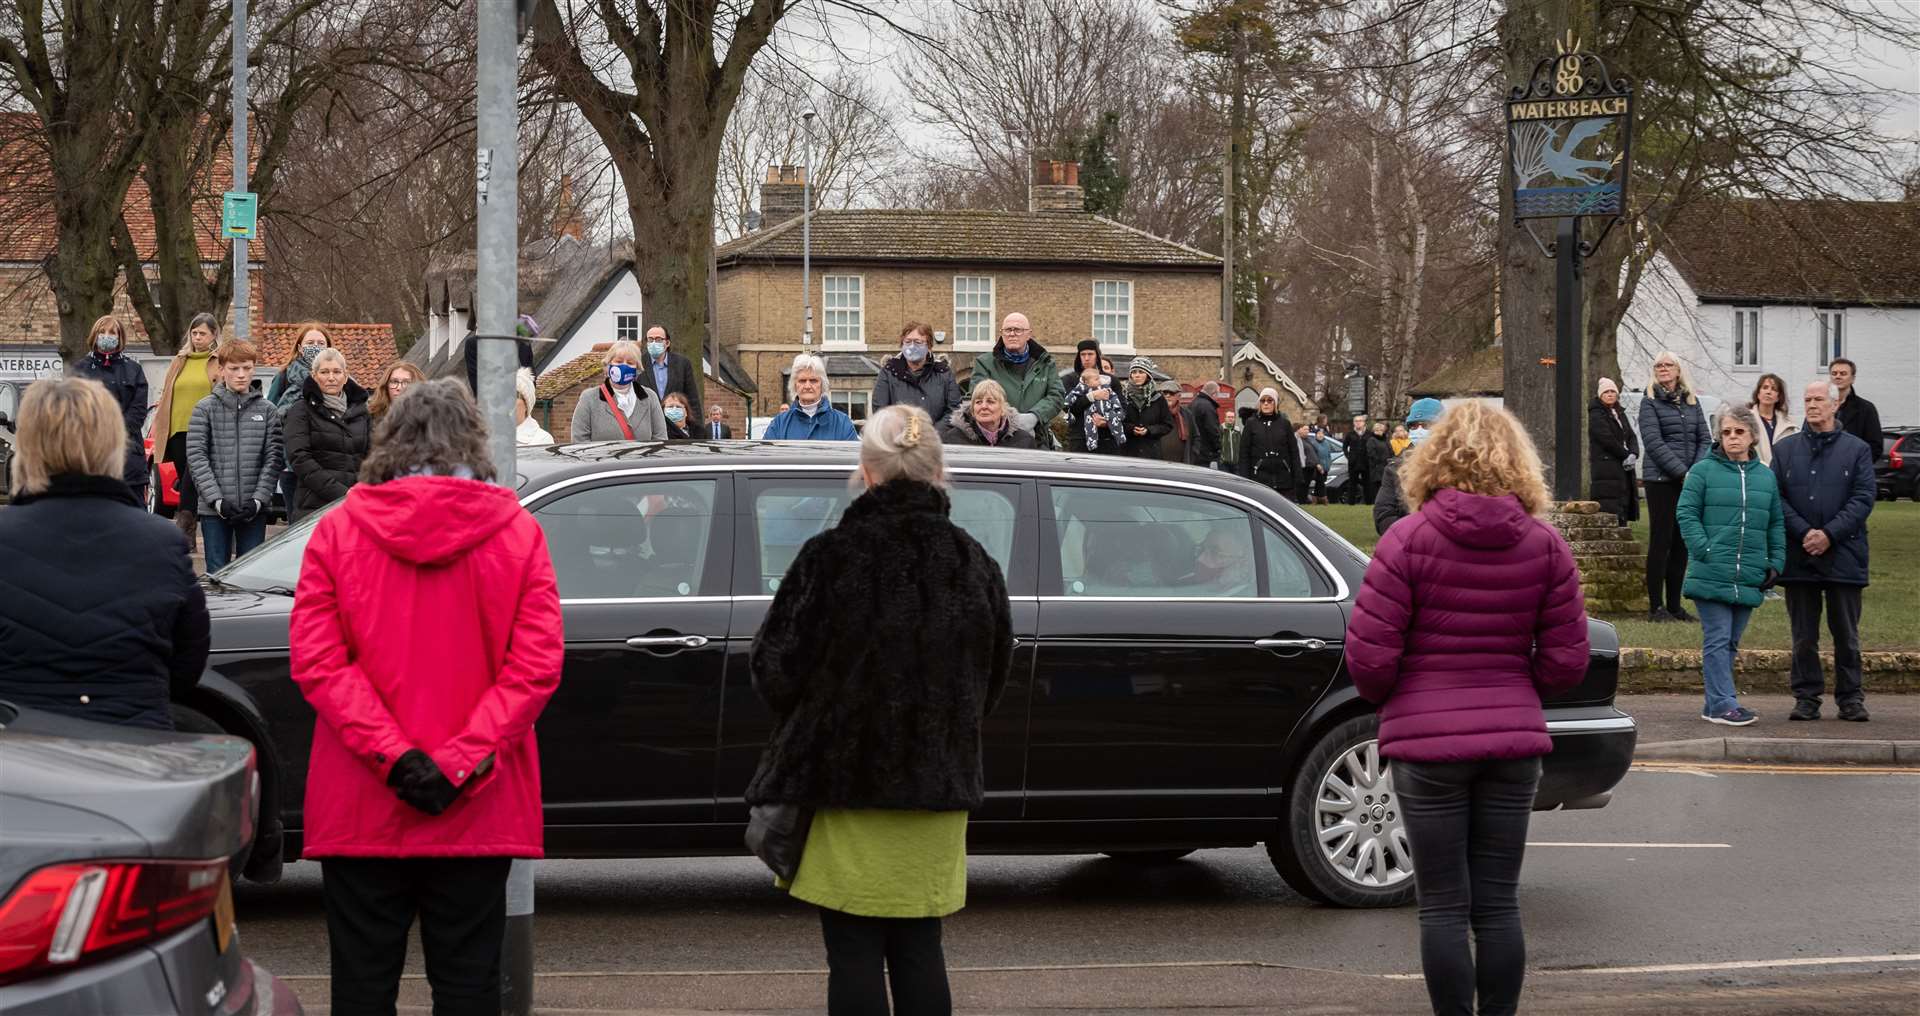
left=1637, top=383, right=1710, bottom=483
left=68, top=350, right=149, bottom=487
left=283, top=377, right=371, bottom=515
left=1588, top=397, right=1639, bottom=521
left=1365, top=433, right=1393, bottom=484
left=1836, top=391, right=1883, bottom=462
left=1186, top=392, right=1223, bottom=465
left=1772, top=427, right=1876, bottom=586
left=872, top=355, right=964, bottom=422
left=1343, top=430, right=1370, bottom=483
left=745, top=480, right=1013, bottom=810
left=0, top=475, right=209, bottom=730
left=1237, top=412, right=1300, bottom=493
left=1121, top=390, right=1174, bottom=458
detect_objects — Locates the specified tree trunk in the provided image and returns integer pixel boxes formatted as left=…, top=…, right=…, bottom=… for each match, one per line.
left=1394, top=156, right=1428, bottom=413
left=1499, top=0, right=1590, bottom=496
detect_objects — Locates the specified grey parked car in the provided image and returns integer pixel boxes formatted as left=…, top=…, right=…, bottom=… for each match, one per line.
left=0, top=701, right=304, bottom=1016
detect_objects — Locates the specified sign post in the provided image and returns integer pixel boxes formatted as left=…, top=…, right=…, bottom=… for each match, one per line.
left=1505, top=32, right=1632, bottom=501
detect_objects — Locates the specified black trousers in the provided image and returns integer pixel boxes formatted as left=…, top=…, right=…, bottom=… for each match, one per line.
left=818, top=907, right=951, bottom=1016
left=1785, top=583, right=1865, bottom=707
left=1643, top=480, right=1687, bottom=612
left=1395, top=756, right=1542, bottom=1016
left=321, top=857, right=512, bottom=1016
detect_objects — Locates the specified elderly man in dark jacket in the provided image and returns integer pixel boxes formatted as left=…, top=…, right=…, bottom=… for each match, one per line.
left=1186, top=381, right=1224, bottom=467
left=1773, top=378, right=1877, bottom=722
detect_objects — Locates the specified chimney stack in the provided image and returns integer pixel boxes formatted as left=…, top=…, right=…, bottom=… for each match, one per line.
left=760, top=164, right=810, bottom=229
left=1030, top=159, right=1085, bottom=214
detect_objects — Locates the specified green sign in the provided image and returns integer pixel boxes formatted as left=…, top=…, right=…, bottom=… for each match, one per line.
left=222, top=192, right=258, bottom=239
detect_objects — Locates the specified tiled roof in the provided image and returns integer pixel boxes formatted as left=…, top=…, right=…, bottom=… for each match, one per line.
left=1408, top=344, right=1504, bottom=397
left=254, top=323, right=398, bottom=384
left=1661, top=198, right=1920, bottom=306
left=0, top=113, right=251, bottom=264
left=715, top=209, right=1221, bottom=269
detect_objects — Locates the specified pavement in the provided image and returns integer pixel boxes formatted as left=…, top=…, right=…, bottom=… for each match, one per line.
left=237, top=767, right=1920, bottom=1013
left=1621, top=693, right=1920, bottom=765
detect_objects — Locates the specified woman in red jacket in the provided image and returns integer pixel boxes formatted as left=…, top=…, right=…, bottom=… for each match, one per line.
left=1343, top=401, right=1589, bottom=1016
left=291, top=379, right=563, bottom=1016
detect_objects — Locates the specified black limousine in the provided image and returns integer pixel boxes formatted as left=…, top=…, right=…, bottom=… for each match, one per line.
left=182, top=441, right=1635, bottom=908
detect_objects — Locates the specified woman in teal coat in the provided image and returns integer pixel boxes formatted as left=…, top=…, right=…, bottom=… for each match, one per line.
left=1677, top=402, right=1785, bottom=727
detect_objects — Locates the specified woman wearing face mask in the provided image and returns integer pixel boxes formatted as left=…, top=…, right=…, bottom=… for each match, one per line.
left=747, top=404, right=1010, bottom=1016
left=570, top=341, right=668, bottom=442
left=271, top=325, right=336, bottom=521
left=1676, top=403, right=1784, bottom=728
left=153, top=313, right=222, bottom=547
left=764, top=354, right=858, bottom=441
left=661, top=392, right=694, bottom=440
left=1637, top=352, right=1711, bottom=623
left=872, top=322, right=963, bottom=422
left=282, top=347, right=371, bottom=518
left=936, top=379, right=1036, bottom=448
left=1373, top=399, right=1445, bottom=535
left=67, top=315, right=150, bottom=504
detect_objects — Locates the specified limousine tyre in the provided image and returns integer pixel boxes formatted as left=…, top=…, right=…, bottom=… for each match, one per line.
left=1102, top=849, right=1197, bottom=864
left=1268, top=715, right=1417, bottom=908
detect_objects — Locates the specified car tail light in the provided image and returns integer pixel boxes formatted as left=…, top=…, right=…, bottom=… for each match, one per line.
left=0, top=859, right=227, bottom=986
left=1892, top=440, right=1904, bottom=470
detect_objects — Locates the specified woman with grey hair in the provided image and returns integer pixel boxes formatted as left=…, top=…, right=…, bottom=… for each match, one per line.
left=1676, top=400, right=1784, bottom=726
left=570, top=339, right=668, bottom=442
left=763, top=352, right=857, bottom=440
left=747, top=404, right=1011, bottom=1015
left=282, top=346, right=370, bottom=518
left=292, top=378, right=563, bottom=1015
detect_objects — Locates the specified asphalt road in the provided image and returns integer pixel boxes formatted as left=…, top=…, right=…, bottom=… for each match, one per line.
left=236, top=766, right=1920, bottom=1014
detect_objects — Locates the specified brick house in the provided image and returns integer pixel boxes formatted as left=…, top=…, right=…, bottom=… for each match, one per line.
left=0, top=112, right=266, bottom=390
left=714, top=161, right=1225, bottom=424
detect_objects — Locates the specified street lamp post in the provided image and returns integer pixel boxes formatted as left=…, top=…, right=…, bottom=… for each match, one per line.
left=801, top=110, right=815, bottom=346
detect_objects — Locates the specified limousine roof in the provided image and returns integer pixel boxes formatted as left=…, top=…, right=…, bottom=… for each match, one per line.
left=514, top=439, right=1261, bottom=493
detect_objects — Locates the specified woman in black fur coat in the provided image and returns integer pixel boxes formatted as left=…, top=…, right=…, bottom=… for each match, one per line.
left=747, top=404, right=1012, bottom=1016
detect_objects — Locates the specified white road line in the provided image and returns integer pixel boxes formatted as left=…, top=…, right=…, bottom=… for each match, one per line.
left=1386, top=953, right=1920, bottom=979
left=1526, top=841, right=1732, bottom=848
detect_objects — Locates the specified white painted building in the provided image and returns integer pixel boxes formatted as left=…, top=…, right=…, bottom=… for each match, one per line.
left=1618, top=198, right=1918, bottom=427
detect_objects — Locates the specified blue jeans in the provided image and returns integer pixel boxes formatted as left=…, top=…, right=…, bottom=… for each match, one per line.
left=201, top=515, right=267, bottom=573
left=1696, top=599, right=1753, bottom=715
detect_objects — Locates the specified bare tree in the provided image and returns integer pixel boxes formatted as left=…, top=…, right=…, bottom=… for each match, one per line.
left=715, top=65, right=902, bottom=241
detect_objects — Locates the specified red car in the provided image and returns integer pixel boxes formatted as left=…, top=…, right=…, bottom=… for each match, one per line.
left=142, top=405, right=180, bottom=517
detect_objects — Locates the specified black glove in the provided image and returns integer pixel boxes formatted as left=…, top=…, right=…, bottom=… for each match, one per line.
left=243, top=499, right=264, bottom=523
left=215, top=499, right=240, bottom=522
left=1759, top=568, right=1780, bottom=591
left=386, top=749, right=461, bottom=816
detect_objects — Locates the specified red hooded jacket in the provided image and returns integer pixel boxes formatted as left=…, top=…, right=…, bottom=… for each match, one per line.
left=290, top=476, right=563, bottom=857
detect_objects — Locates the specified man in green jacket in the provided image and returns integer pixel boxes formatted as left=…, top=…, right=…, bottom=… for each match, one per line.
left=968, top=313, right=1065, bottom=449
left=1676, top=403, right=1785, bottom=727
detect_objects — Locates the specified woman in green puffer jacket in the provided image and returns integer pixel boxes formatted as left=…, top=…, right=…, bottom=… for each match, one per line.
left=1677, top=402, right=1785, bottom=727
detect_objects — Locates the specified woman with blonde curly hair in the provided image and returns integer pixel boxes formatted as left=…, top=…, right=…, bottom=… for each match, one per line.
left=1343, top=400, right=1589, bottom=1016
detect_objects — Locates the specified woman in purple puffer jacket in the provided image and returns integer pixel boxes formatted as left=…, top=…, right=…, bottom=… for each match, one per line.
left=1344, top=400, right=1589, bottom=1016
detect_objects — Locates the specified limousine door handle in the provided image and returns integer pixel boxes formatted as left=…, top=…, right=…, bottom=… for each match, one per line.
left=625, top=634, right=710, bottom=652
left=1256, top=637, right=1332, bottom=653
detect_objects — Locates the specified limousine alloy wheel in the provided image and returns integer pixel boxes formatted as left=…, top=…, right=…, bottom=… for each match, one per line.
left=1268, top=715, right=1418, bottom=908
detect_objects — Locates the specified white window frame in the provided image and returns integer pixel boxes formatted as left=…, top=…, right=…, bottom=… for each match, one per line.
left=1732, top=306, right=1761, bottom=368
left=952, top=275, right=996, bottom=351
left=830, top=387, right=872, bottom=424
left=1815, top=307, right=1843, bottom=367
left=821, top=275, right=865, bottom=349
left=1091, top=279, right=1134, bottom=352
left=614, top=313, right=641, bottom=344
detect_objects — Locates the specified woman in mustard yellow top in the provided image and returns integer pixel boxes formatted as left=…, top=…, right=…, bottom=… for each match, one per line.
left=152, top=313, right=220, bottom=547
left=747, top=404, right=1012, bottom=1016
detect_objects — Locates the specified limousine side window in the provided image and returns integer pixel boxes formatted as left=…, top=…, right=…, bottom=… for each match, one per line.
left=535, top=479, right=719, bottom=600
left=1051, top=486, right=1258, bottom=598
left=751, top=482, right=1020, bottom=592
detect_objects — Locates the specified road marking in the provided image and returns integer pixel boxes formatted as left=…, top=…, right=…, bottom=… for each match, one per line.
left=1385, top=953, right=1920, bottom=979
left=1526, top=841, right=1731, bottom=848
left=1633, top=761, right=1920, bottom=776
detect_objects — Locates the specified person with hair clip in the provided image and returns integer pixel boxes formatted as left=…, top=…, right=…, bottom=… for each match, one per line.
left=0, top=378, right=209, bottom=731
left=153, top=312, right=222, bottom=547
left=291, top=378, right=562, bottom=1016
left=747, top=404, right=1012, bottom=1016
left=1637, top=352, right=1711, bottom=623
left=1677, top=402, right=1784, bottom=727
left=66, top=314, right=149, bottom=504
left=1344, top=400, right=1589, bottom=1016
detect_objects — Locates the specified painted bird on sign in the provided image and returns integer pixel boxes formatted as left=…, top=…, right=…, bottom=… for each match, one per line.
left=1543, top=118, right=1616, bottom=184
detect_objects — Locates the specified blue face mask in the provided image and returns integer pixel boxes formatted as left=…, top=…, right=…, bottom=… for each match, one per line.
left=608, top=363, right=638, bottom=386
left=1407, top=425, right=1432, bottom=446
left=646, top=341, right=667, bottom=360
left=902, top=342, right=929, bottom=364
left=665, top=406, right=686, bottom=424
left=96, top=335, right=120, bottom=353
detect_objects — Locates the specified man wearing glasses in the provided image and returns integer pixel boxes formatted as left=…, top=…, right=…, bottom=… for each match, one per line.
left=968, top=313, right=1066, bottom=449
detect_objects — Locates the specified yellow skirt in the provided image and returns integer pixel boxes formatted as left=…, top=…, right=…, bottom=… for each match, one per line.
left=776, top=808, right=968, bottom=918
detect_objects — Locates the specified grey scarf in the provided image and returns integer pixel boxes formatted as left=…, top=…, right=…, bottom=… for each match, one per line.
left=322, top=390, right=348, bottom=416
